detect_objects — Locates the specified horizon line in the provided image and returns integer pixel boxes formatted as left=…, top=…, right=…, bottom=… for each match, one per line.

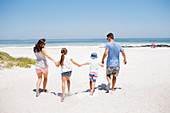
left=0, top=37, right=170, bottom=40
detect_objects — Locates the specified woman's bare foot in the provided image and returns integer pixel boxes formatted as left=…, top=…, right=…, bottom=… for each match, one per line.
left=61, top=96, right=64, bottom=102
left=36, top=90, right=39, bottom=97
left=43, top=89, right=48, bottom=93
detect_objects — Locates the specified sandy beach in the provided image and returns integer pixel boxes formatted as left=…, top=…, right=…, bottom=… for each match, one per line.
left=0, top=47, right=170, bottom=113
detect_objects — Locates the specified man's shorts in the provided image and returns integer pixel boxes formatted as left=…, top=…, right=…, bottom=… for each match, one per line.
left=61, top=71, right=72, bottom=76
left=106, top=67, right=120, bottom=77
left=89, top=71, right=98, bottom=82
left=35, top=66, right=48, bottom=74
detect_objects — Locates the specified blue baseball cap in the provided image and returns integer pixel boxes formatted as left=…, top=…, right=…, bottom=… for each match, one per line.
left=91, top=52, right=98, bottom=59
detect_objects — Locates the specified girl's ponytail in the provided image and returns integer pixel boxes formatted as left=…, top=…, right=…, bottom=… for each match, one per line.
left=60, top=48, right=67, bottom=66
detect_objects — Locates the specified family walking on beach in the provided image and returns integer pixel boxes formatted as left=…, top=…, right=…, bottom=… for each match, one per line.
left=33, top=33, right=127, bottom=102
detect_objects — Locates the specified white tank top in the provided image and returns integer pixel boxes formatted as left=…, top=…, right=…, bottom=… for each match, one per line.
left=61, top=55, right=72, bottom=73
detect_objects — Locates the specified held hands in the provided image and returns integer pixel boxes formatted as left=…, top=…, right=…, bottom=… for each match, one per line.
left=78, top=64, right=84, bottom=67
left=77, top=64, right=81, bottom=67
left=54, top=61, right=60, bottom=67
left=79, top=62, right=89, bottom=67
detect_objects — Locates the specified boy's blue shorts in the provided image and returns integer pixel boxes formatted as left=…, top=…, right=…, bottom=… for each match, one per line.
left=89, top=71, right=98, bottom=82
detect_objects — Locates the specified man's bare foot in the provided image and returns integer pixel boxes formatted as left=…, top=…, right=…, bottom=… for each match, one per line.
left=112, top=88, right=115, bottom=91
left=106, top=82, right=111, bottom=90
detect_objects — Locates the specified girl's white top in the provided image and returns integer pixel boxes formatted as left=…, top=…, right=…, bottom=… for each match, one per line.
left=88, top=58, right=102, bottom=72
left=61, top=55, right=72, bottom=73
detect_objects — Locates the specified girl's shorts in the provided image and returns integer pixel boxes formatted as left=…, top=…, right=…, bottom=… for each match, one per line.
left=89, top=71, right=98, bottom=82
left=35, top=66, right=48, bottom=74
left=61, top=71, right=72, bottom=76
left=106, top=67, right=120, bottom=77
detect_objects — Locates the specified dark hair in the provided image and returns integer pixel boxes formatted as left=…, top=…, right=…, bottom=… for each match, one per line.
left=33, top=38, right=46, bottom=53
left=107, top=33, right=114, bottom=39
left=60, top=48, right=67, bottom=66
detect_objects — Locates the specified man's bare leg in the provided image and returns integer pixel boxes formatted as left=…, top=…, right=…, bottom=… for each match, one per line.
left=112, top=76, right=116, bottom=91
left=106, top=74, right=111, bottom=90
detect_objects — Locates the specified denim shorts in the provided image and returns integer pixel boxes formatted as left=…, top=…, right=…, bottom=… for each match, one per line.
left=61, top=71, right=72, bottom=76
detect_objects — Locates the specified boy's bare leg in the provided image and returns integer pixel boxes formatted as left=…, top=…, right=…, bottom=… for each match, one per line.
left=90, top=80, right=92, bottom=91
left=91, top=82, right=96, bottom=95
left=89, top=81, right=92, bottom=91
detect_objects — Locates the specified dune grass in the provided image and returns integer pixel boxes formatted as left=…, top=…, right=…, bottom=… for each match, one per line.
left=0, top=51, right=36, bottom=69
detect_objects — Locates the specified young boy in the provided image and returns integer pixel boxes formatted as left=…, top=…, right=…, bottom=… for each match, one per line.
left=81, top=52, right=104, bottom=95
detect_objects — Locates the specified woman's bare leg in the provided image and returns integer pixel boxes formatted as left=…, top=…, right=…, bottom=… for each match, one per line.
left=36, top=73, right=42, bottom=96
left=43, top=73, right=48, bottom=92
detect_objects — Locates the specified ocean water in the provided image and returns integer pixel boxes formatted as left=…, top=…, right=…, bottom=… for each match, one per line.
left=0, top=38, right=170, bottom=48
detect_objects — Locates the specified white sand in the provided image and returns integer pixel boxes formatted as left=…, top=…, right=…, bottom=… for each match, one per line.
left=0, top=47, right=170, bottom=113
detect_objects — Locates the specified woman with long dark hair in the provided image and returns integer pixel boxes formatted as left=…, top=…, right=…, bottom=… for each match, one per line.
left=34, top=38, right=57, bottom=97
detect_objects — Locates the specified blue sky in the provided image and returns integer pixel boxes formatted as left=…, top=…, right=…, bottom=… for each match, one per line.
left=0, top=0, right=170, bottom=39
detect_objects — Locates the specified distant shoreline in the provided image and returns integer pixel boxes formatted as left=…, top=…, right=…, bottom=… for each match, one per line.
left=122, top=44, right=170, bottom=48
left=0, top=38, right=170, bottom=48
left=0, top=44, right=170, bottom=49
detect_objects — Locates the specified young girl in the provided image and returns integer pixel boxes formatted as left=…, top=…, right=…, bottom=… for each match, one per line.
left=56, top=48, right=80, bottom=102
left=81, top=52, right=104, bottom=96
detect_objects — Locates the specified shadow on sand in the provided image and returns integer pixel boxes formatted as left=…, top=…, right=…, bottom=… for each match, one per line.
left=56, top=92, right=79, bottom=98
left=33, top=88, right=43, bottom=94
left=97, top=83, right=109, bottom=93
left=81, top=83, right=122, bottom=94
left=33, top=88, right=57, bottom=96
left=33, top=83, right=122, bottom=98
